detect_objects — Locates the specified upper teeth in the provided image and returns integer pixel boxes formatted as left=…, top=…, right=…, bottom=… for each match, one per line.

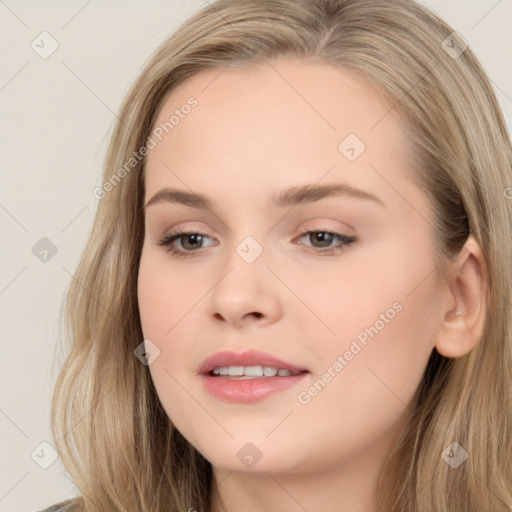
left=212, top=366, right=301, bottom=377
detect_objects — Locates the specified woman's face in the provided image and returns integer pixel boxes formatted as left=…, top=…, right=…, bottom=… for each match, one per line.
left=137, top=58, right=444, bottom=475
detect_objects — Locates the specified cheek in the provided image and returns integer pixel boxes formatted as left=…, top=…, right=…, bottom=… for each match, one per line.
left=289, top=225, right=437, bottom=355
left=137, top=248, right=213, bottom=438
left=137, top=248, right=203, bottom=339
left=295, top=230, right=439, bottom=428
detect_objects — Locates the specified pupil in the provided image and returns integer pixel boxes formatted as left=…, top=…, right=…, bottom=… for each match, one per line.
left=312, top=232, right=332, bottom=247
left=184, top=234, right=202, bottom=249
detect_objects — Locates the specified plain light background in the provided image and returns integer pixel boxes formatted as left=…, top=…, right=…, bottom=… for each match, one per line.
left=1, top=1, right=511, bottom=511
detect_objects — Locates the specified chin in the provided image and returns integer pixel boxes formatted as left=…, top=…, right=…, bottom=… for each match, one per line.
left=195, top=436, right=309, bottom=475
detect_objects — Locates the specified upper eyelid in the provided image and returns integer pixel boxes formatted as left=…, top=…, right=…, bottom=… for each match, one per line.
left=162, top=218, right=354, bottom=236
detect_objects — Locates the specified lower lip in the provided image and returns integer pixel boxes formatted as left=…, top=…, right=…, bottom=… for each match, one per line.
left=201, top=372, right=309, bottom=403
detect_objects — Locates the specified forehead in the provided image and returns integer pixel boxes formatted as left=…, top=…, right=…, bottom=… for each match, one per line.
left=143, top=57, right=420, bottom=215
left=148, top=57, right=401, bottom=152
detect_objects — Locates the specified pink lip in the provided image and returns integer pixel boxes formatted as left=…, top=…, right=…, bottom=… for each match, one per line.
left=199, top=349, right=309, bottom=404
left=201, top=372, right=308, bottom=403
left=198, top=349, right=307, bottom=375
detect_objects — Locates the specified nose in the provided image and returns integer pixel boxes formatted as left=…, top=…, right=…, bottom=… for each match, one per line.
left=207, top=244, right=283, bottom=328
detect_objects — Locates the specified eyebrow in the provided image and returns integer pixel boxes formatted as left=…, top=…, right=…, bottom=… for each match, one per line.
left=143, top=183, right=385, bottom=210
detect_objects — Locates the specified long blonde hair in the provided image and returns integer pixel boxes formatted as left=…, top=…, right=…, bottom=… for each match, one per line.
left=51, top=0, right=512, bottom=510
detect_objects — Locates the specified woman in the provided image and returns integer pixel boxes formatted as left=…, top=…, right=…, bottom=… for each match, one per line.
left=43, top=0, right=512, bottom=510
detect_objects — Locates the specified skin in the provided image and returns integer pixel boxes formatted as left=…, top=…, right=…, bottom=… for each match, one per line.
left=137, top=57, right=487, bottom=512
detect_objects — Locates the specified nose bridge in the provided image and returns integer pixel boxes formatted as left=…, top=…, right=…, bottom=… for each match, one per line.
left=214, top=233, right=266, bottom=300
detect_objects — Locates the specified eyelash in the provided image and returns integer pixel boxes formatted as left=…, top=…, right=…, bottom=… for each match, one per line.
left=156, top=228, right=356, bottom=258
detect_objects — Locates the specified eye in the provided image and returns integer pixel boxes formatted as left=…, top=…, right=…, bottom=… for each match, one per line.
left=156, top=228, right=356, bottom=258
left=295, top=229, right=356, bottom=255
left=157, top=231, right=216, bottom=257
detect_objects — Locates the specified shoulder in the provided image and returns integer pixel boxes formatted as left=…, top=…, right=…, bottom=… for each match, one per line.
left=37, top=498, right=82, bottom=512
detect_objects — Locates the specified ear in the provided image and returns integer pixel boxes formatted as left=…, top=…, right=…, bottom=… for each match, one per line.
left=434, top=235, right=488, bottom=358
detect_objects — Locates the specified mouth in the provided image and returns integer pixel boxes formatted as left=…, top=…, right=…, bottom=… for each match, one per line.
left=208, top=365, right=306, bottom=379
left=199, top=349, right=310, bottom=403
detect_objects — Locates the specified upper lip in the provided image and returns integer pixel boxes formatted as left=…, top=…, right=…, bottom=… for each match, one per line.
left=199, top=349, right=308, bottom=375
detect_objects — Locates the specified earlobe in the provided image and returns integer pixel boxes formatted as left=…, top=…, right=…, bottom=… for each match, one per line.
left=434, top=236, right=488, bottom=359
